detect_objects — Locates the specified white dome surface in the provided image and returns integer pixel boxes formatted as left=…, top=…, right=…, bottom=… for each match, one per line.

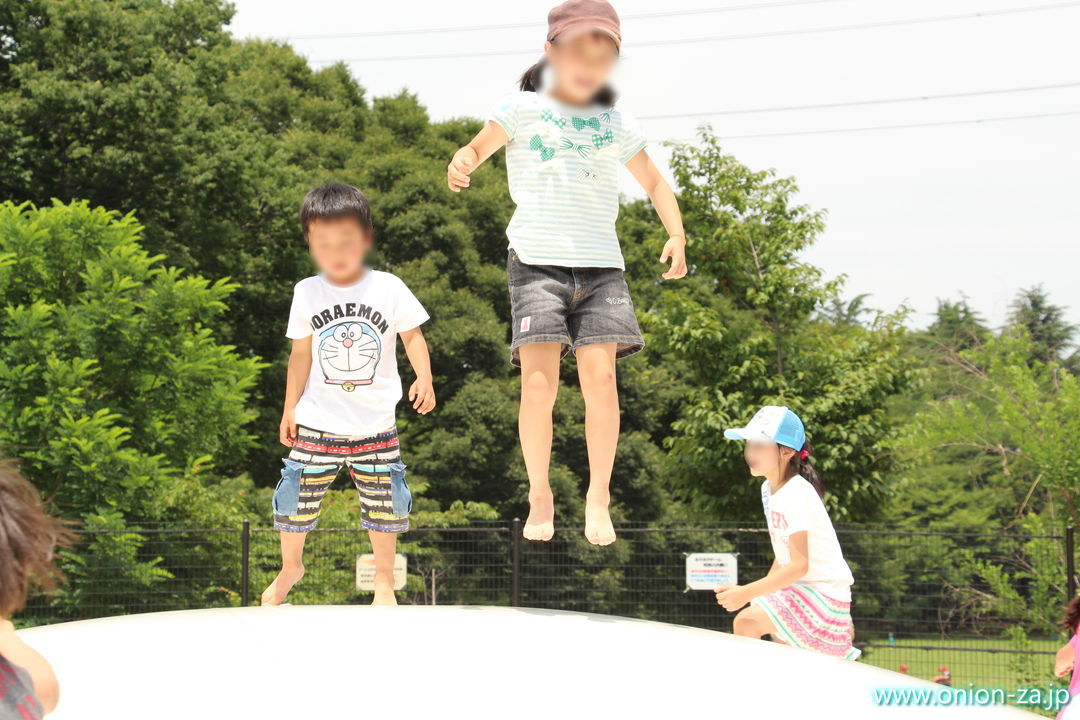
left=17, top=606, right=1031, bottom=719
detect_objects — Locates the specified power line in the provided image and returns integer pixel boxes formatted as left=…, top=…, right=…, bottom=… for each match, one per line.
left=667, top=109, right=1080, bottom=141
left=286, top=0, right=840, bottom=40
left=314, top=1, right=1080, bottom=63
left=639, top=81, right=1080, bottom=119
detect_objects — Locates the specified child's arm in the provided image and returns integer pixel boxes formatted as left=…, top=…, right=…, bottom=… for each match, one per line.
left=1056, top=641, right=1076, bottom=677
left=0, top=619, right=59, bottom=713
left=400, top=327, right=436, bottom=415
left=279, top=337, right=312, bottom=446
left=447, top=122, right=510, bottom=193
left=715, top=532, right=810, bottom=611
left=625, top=150, right=688, bottom=280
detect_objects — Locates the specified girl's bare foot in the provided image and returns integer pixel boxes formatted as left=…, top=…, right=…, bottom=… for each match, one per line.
left=523, top=492, right=555, bottom=541
left=371, top=573, right=398, bottom=606
left=584, top=491, right=616, bottom=546
left=260, top=564, right=304, bottom=606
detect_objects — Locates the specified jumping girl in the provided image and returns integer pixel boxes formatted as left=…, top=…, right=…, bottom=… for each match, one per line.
left=715, top=406, right=860, bottom=660
left=1054, top=596, right=1080, bottom=718
left=446, top=0, right=688, bottom=546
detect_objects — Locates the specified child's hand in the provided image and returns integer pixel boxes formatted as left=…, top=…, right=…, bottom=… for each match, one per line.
left=409, top=378, right=436, bottom=415
left=447, top=147, right=478, bottom=192
left=0, top=619, right=14, bottom=634
left=659, top=236, right=688, bottom=280
left=279, top=408, right=297, bottom=447
left=714, top=585, right=750, bottom=612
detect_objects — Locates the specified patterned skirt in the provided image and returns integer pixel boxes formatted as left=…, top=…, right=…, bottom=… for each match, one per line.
left=752, top=583, right=860, bottom=660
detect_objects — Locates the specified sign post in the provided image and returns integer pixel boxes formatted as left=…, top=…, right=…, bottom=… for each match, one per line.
left=685, top=553, right=738, bottom=591
left=356, top=553, right=407, bottom=591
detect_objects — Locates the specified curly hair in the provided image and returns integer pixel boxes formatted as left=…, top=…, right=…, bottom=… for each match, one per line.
left=0, top=460, right=73, bottom=618
left=1063, top=596, right=1080, bottom=635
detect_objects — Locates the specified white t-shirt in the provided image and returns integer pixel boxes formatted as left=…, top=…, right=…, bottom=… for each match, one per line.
left=761, top=476, right=854, bottom=601
left=285, top=271, right=429, bottom=437
left=489, top=91, right=648, bottom=270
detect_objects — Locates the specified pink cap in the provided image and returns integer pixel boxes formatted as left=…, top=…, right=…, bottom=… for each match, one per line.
left=547, top=0, right=621, bottom=47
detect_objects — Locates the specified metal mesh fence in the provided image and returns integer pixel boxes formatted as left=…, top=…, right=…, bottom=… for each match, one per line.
left=18, top=521, right=1073, bottom=694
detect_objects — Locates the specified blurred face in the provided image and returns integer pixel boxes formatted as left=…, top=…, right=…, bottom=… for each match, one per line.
left=306, top=217, right=370, bottom=283
left=545, top=32, right=618, bottom=105
left=743, top=440, right=795, bottom=479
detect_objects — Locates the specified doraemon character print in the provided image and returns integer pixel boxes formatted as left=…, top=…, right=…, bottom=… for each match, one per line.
left=285, top=271, right=430, bottom=437
left=319, top=321, right=382, bottom=391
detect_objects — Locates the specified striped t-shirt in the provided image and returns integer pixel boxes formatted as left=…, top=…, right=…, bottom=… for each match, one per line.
left=490, top=91, right=647, bottom=270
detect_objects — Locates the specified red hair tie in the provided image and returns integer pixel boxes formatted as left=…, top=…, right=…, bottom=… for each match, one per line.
left=799, top=449, right=810, bottom=460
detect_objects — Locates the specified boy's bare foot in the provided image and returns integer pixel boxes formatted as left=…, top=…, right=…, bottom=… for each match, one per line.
left=523, top=492, right=555, bottom=541
left=260, top=564, right=305, bottom=606
left=371, top=573, right=398, bottom=606
left=584, top=492, right=616, bottom=546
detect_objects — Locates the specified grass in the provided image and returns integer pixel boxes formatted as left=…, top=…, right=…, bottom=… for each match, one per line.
left=862, top=637, right=1062, bottom=691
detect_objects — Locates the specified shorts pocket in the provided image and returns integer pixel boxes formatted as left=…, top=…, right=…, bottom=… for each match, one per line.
left=388, top=461, right=412, bottom=517
left=272, top=458, right=305, bottom=516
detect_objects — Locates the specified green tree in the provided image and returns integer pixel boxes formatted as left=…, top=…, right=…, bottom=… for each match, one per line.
left=898, top=330, right=1080, bottom=526
left=818, top=293, right=872, bottom=327
left=643, top=131, right=914, bottom=520
left=927, top=298, right=990, bottom=352
left=1007, top=285, right=1078, bottom=369
left=0, top=200, right=265, bottom=618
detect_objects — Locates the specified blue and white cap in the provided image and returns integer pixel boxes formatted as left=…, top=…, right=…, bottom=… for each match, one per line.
left=723, top=405, right=806, bottom=451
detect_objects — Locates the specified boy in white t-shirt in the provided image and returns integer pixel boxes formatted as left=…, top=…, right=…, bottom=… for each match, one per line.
left=261, top=183, right=436, bottom=607
left=714, top=406, right=860, bottom=660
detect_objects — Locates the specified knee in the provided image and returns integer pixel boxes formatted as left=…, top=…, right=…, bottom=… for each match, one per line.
left=579, top=365, right=616, bottom=398
left=732, top=610, right=762, bottom=638
left=521, top=372, right=558, bottom=408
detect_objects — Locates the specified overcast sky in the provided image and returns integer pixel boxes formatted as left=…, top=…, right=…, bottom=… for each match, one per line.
left=228, top=0, right=1080, bottom=328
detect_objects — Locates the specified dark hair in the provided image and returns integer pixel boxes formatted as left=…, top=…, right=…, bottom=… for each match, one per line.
left=780, top=442, right=825, bottom=498
left=1063, top=596, right=1080, bottom=634
left=299, top=182, right=373, bottom=239
left=0, top=460, right=74, bottom=618
left=519, top=36, right=619, bottom=106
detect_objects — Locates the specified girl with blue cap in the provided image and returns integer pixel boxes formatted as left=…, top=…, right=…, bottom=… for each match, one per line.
left=716, top=406, right=860, bottom=660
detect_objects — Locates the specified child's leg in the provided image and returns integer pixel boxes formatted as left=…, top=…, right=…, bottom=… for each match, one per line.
left=733, top=605, right=780, bottom=640
left=518, top=342, right=563, bottom=541
left=262, top=434, right=342, bottom=605
left=261, top=530, right=307, bottom=606
left=576, top=342, right=619, bottom=546
left=368, top=529, right=398, bottom=606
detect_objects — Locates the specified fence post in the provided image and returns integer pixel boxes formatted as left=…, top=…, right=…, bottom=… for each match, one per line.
left=511, top=518, right=522, bottom=607
left=241, top=519, right=251, bottom=607
left=1068, top=525, right=1076, bottom=601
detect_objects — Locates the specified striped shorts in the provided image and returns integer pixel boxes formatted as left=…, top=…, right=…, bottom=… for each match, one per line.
left=273, top=425, right=408, bottom=534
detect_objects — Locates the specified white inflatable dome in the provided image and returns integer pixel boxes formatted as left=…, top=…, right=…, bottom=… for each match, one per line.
left=18, top=606, right=1030, bottom=719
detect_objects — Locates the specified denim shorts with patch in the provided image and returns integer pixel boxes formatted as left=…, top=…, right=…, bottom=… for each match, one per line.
left=507, top=248, right=644, bottom=367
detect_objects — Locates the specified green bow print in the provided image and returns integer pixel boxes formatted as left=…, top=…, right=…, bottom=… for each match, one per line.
left=559, top=137, right=593, bottom=159
left=599, top=111, right=612, bottom=124
left=529, top=134, right=556, bottom=162
left=539, top=108, right=567, bottom=129
left=592, top=130, right=614, bottom=148
left=572, top=116, right=601, bottom=131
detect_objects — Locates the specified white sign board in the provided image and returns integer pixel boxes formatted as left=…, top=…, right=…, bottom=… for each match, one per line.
left=685, top=553, right=738, bottom=590
left=356, top=553, right=407, bottom=591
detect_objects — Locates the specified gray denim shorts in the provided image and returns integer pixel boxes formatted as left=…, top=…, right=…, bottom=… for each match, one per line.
left=507, top=249, right=644, bottom=367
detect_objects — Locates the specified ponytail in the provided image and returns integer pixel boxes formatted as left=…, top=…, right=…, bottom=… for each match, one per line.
left=781, top=442, right=825, bottom=498
left=517, top=52, right=619, bottom=107
left=519, top=58, right=546, bottom=93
